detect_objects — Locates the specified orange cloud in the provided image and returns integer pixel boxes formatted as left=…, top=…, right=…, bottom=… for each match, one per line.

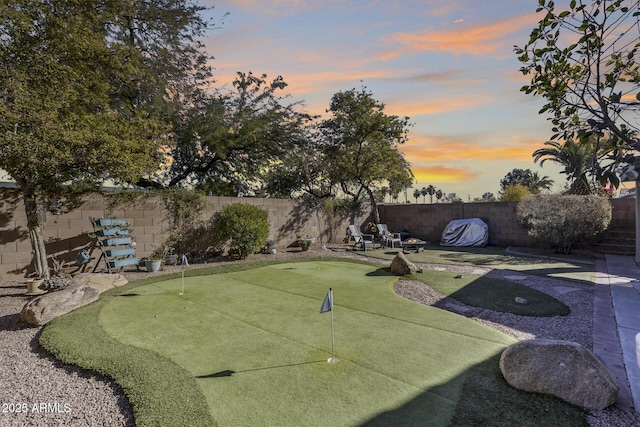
left=410, top=164, right=482, bottom=183
left=401, top=134, right=545, bottom=164
left=380, top=12, right=540, bottom=59
left=385, top=93, right=492, bottom=117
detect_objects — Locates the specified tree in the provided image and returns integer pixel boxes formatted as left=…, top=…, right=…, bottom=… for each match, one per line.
left=0, top=0, right=212, bottom=278
left=443, top=193, right=462, bottom=203
left=515, top=0, right=640, bottom=185
left=474, top=192, right=496, bottom=202
left=500, top=184, right=532, bottom=202
left=319, top=88, right=414, bottom=222
left=500, top=168, right=554, bottom=194
left=160, top=72, right=312, bottom=195
left=425, top=185, right=436, bottom=203
left=413, top=189, right=421, bottom=203
left=435, top=189, right=444, bottom=203
left=533, top=137, right=616, bottom=194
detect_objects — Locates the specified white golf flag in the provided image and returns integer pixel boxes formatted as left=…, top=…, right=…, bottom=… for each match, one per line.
left=320, top=288, right=333, bottom=313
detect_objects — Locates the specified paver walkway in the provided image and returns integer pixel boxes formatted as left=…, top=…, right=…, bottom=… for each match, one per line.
left=593, top=255, right=640, bottom=413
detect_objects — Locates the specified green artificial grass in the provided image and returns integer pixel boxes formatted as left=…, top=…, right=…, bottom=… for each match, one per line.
left=360, top=244, right=596, bottom=285
left=40, top=258, right=587, bottom=426
left=411, top=270, right=570, bottom=316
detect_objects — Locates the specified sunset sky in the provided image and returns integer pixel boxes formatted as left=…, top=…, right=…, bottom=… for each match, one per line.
left=201, top=0, right=570, bottom=200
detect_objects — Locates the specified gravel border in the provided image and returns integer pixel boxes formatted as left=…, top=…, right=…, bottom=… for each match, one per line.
left=1, top=248, right=638, bottom=426
left=393, top=261, right=640, bottom=427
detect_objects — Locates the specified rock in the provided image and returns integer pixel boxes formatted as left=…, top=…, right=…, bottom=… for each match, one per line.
left=514, top=296, right=528, bottom=304
left=390, top=252, right=417, bottom=275
left=500, top=339, right=618, bottom=410
left=71, top=273, right=128, bottom=294
left=20, top=284, right=100, bottom=327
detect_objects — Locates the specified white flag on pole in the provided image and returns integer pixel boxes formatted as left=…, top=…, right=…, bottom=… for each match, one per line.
left=320, top=288, right=332, bottom=313
left=320, top=288, right=339, bottom=363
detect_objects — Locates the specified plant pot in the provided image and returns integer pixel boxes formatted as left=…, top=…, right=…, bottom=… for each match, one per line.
left=299, top=238, right=314, bottom=251
left=25, top=279, right=46, bottom=296
left=145, top=260, right=162, bottom=272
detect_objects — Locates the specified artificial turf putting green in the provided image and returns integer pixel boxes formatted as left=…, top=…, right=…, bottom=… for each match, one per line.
left=41, top=259, right=588, bottom=426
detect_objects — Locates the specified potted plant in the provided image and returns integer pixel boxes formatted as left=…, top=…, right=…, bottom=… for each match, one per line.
left=145, top=257, right=162, bottom=272
left=165, top=247, right=177, bottom=265
left=297, top=235, right=315, bottom=251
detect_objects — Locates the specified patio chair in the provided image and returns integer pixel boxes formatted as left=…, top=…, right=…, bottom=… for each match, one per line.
left=347, top=225, right=378, bottom=251
left=377, top=224, right=402, bottom=248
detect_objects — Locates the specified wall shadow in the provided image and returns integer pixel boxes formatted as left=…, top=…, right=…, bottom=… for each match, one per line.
left=361, top=353, right=587, bottom=426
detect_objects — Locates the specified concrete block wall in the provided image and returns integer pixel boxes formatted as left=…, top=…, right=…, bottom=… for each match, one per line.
left=378, top=197, right=635, bottom=248
left=610, top=197, right=635, bottom=230
left=0, top=191, right=366, bottom=279
left=1, top=190, right=635, bottom=279
left=378, top=201, right=531, bottom=246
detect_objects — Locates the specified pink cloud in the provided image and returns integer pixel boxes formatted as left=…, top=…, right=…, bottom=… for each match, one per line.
left=380, top=12, right=540, bottom=59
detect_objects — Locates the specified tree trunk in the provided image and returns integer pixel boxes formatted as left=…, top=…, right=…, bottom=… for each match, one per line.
left=366, top=188, right=380, bottom=224
left=20, top=182, right=50, bottom=279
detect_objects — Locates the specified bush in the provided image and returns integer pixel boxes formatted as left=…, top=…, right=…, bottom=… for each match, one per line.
left=516, top=194, right=611, bottom=254
left=215, top=203, right=269, bottom=259
left=500, top=184, right=531, bottom=202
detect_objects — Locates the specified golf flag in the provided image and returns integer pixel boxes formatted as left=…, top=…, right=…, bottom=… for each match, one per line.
left=320, top=288, right=333, bottom=313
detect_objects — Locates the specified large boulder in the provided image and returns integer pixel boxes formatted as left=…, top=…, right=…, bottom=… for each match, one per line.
left=499, top=339, right=618, bottom=410
left=390, top=252, right=418, bottom=275
left=71, top=273, right=128, bottom=294
left=20, top=284, right=99, bottom=327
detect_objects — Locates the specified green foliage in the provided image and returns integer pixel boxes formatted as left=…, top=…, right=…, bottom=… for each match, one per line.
left=163, top=72, right=311, bottom=194
left=500, top=184, right=531, bottom=202
left=0, top=0, right=212, bottom=277
left=320, top=87, right=414, bottom=220
left=500, top=168, right=553, bottom=194
left=215, top=203, right=269, bottom=259
left=515, top=0, right=640, bottom=184
left=475, top=192, right=496, bottom=202
left=517, top=195, right=612, bottom=254
left=160, top=188, right=206, bottom=232
left=533, top=137, right=620, bottom=194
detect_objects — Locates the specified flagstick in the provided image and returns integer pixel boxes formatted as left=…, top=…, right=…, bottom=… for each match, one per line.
left=328, top=288, right=339, bottom=364
left=179, top=254, right=188, bottom=295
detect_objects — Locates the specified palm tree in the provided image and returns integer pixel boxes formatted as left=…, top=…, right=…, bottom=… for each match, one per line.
left=481, top=192, right=496, bottom=202
left=420, top=187, right=428, bottom=203
left=426, top=185, right=436, bottom=203
left=413, top=188, right=421, bottom=203
left=500, top=168, right=553, bottom=194
left=527, top=171, right=554, bottom=193
left=533, top=138, right=603, bottom=195
left=435, top=189, right=443, bottom=203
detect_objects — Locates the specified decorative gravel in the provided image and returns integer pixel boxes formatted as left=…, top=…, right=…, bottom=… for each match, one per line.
left=0, top=283, right=133, bottom=427
left=394, top=261, right=640, bottom=427
left=0, top=249, right=638, bottom=426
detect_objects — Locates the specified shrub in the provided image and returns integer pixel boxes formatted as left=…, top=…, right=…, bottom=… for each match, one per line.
left=500, top=184, right=531, bottom=202
left=215, top=203, right=269, bottom=259
left=516, top=194, right=612, bottom=254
